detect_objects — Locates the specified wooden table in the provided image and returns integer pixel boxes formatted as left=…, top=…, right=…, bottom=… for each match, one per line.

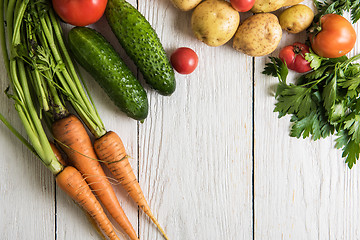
left=1, top=0, right=360, bottom=239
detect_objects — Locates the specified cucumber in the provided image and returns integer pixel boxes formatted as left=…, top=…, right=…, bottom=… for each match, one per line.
left=68, top=27, right=148, bottom=121
left=105, top=0, right=176, bottom=96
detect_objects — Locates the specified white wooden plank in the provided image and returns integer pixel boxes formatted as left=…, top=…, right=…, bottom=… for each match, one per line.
left=254, top=1, right=360, bottom=239
left=138, top=0, right=253, bottom=239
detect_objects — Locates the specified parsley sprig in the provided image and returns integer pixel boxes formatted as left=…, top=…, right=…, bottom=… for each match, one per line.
left=263, top=53, right=360, bottom=168
left=314, top=0, right=360, bottom=23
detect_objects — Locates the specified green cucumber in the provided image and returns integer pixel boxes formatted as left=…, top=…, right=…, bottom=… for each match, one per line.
left=68, top=27, right=148, bottom=121
left=105, top=0, right=176, bottom=96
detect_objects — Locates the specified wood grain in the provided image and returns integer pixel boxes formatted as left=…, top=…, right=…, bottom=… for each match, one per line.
left=254, top=2, right=360, bottom=239
left=137, top=0, right=253, bottom=239
left=0, top=29, right=55, bottom=240
left=1, top=0, right=360, bottom=240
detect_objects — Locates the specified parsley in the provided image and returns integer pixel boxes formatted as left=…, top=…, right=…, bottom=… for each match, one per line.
left=263, top=53, right=360, bottom=168
left=314, top=0, right=360, bottom=23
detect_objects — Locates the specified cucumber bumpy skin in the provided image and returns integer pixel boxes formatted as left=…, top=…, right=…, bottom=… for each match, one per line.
left=106, top=0, right=176, bottom=96
left=68, top=27, right=149, bottom=121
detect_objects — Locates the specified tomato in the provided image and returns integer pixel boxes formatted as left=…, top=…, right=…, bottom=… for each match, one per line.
left=170, top=47, right=198, bottom=75
left=310, top=14, right=356, bottom=58
left=52, top=0, right=107, bottom=27
left=279, top=42, right=312, bottom=73
left=230, top=0, right=255, bottom=12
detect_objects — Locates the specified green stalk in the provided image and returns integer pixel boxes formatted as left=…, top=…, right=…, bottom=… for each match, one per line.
left=0, top=108, right=38, bottom=157
left=0, top=0, right=62, bottom=175
left=49, top=9, right=102, bottom=122
left=37, top=9, right=105, bottom=138
left=5, top=0, right=15, bottom=39
left=25, top=22, right=49, bottom=112
left=3, top=0, right=8, bottom=18
left=0, top=0, right=9, bottom=74
left=38, top=14, right=82, bottom=102
left=10, top=0, right=26, bottom=46
left=31, top=68, right=50, bottom=112
left=18, top=60, right=48, bottom=161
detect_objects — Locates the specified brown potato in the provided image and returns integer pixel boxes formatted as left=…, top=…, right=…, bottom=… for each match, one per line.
left=251, top=0, right=304, bottom=13
left=170, top=0, right=202, bottom=11
left=191, top=0, right=240, bottom=47
left=232, top=13, right=282, bottom=57
left=279, top=4, right=314, bottom=33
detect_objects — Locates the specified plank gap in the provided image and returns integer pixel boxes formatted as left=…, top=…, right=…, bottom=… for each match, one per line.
left=54, top=178, right=58, bottom=240
left=252, top=56, right=255, bottom=240
left=136, top=1, right=141, bottom=237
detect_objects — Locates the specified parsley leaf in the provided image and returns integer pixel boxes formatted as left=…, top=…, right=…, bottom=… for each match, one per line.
left=322, top=75, right=337, bottom=118
left=343, top=113, right=360, bottom=144
left=263, top=53, right=360, bottom=169
left=274, top=83, right=317, bottom=119
left=314, top=0, right=360, bottom=23
left=350, top=0, right=360, bottom=23
left=336, top=130, right=360, bottom=168
left=305, top=50, right=327, bottom=70
left=262, top=57, right=288, bottom=82
left=290, top=109, right=334, bottom=140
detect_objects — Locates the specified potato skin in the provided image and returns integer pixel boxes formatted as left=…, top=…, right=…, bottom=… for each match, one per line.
left=191, top=0, right=240, bottom=47
left=251, top=0, right=304, bottom=13
left=171, top=0, right=202, bottom=11
left=279, top=4, right=314, bottom=33
left=232, top=13, right=282, bottom=57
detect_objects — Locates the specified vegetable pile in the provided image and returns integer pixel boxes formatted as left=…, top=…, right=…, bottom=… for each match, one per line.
left=263, top=1, right=360, bottom=168
left=0, top=0, right=170, bottom=239
left=52, top=0, right=176, bottom=121
left=1, top=0, right=360, bottom=238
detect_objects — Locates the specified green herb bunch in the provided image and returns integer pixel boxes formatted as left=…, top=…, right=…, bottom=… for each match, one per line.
left=263, top=52, right=360, bottom=168
left=314, top=0, right=360, bottom=23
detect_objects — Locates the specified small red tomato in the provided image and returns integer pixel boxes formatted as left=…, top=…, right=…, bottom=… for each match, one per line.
left=170, top=47, right=198, bottom=75
left=52, top=0, right=108, bottom=27
left=279, top=42, right=312, bottom=73
left=230, top=0, right=255, bottom=12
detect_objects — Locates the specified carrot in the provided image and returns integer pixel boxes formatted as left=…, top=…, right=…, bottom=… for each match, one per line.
left=50, top=142, right=67, bottom=166
left=12, top=2, right=168, bottom=238
left=94, top=131, right=169, bottom=240
left=52, top=114, right=139, bottom=240
left=0, top=1, right=130, bottom=239
left=56, top=166, right=120, bottom=240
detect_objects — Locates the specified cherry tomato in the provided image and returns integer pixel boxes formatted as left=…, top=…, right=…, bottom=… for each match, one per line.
left=170, top=47, right=198, bottom=75
left=279, top=42, right=312, bottom=73
left=52, top=0, right=107, bottom=27
left=230, top=0, right=255, bottom=12
left=310, top=14, right=356, bottom=58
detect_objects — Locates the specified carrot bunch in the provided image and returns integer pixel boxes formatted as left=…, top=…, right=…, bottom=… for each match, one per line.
left=0, top=0, right=168, bottom=240
left=0, top=1, right=120, bottom=239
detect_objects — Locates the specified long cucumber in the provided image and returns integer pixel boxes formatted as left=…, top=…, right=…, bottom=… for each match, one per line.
left=68, top=27, right=149, bottom=120
left=106, top=0, right=176, bottom=96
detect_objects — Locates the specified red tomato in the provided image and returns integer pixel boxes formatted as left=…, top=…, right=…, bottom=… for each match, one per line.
left=230, top=0, right=255, bottom=12
left=310, top=14, right=356, bottom=58
left=170, top=47, right=198, bottom=75
left=52, top=0, right=108, bottom=27
left=279, top=42, right=312, bottom=73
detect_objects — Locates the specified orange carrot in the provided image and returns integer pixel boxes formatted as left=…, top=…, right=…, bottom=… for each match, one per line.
left=94, top=131, right=169, bottom=240
left=52, top=114, right=138, bottom=240
left=56, top=166, right=120, bottom=240
left=50, top=142, right=67, bottom=166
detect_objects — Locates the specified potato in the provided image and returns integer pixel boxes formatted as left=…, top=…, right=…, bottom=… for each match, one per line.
left=279, top=4, right=314, bottom=33
left=232, top=13, right=282, bottom=57
left=170, top=0, right=202, bottom=11
left=191, top=0, right=240, bottom=47
left=251, top=0, right=304, bottom=13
